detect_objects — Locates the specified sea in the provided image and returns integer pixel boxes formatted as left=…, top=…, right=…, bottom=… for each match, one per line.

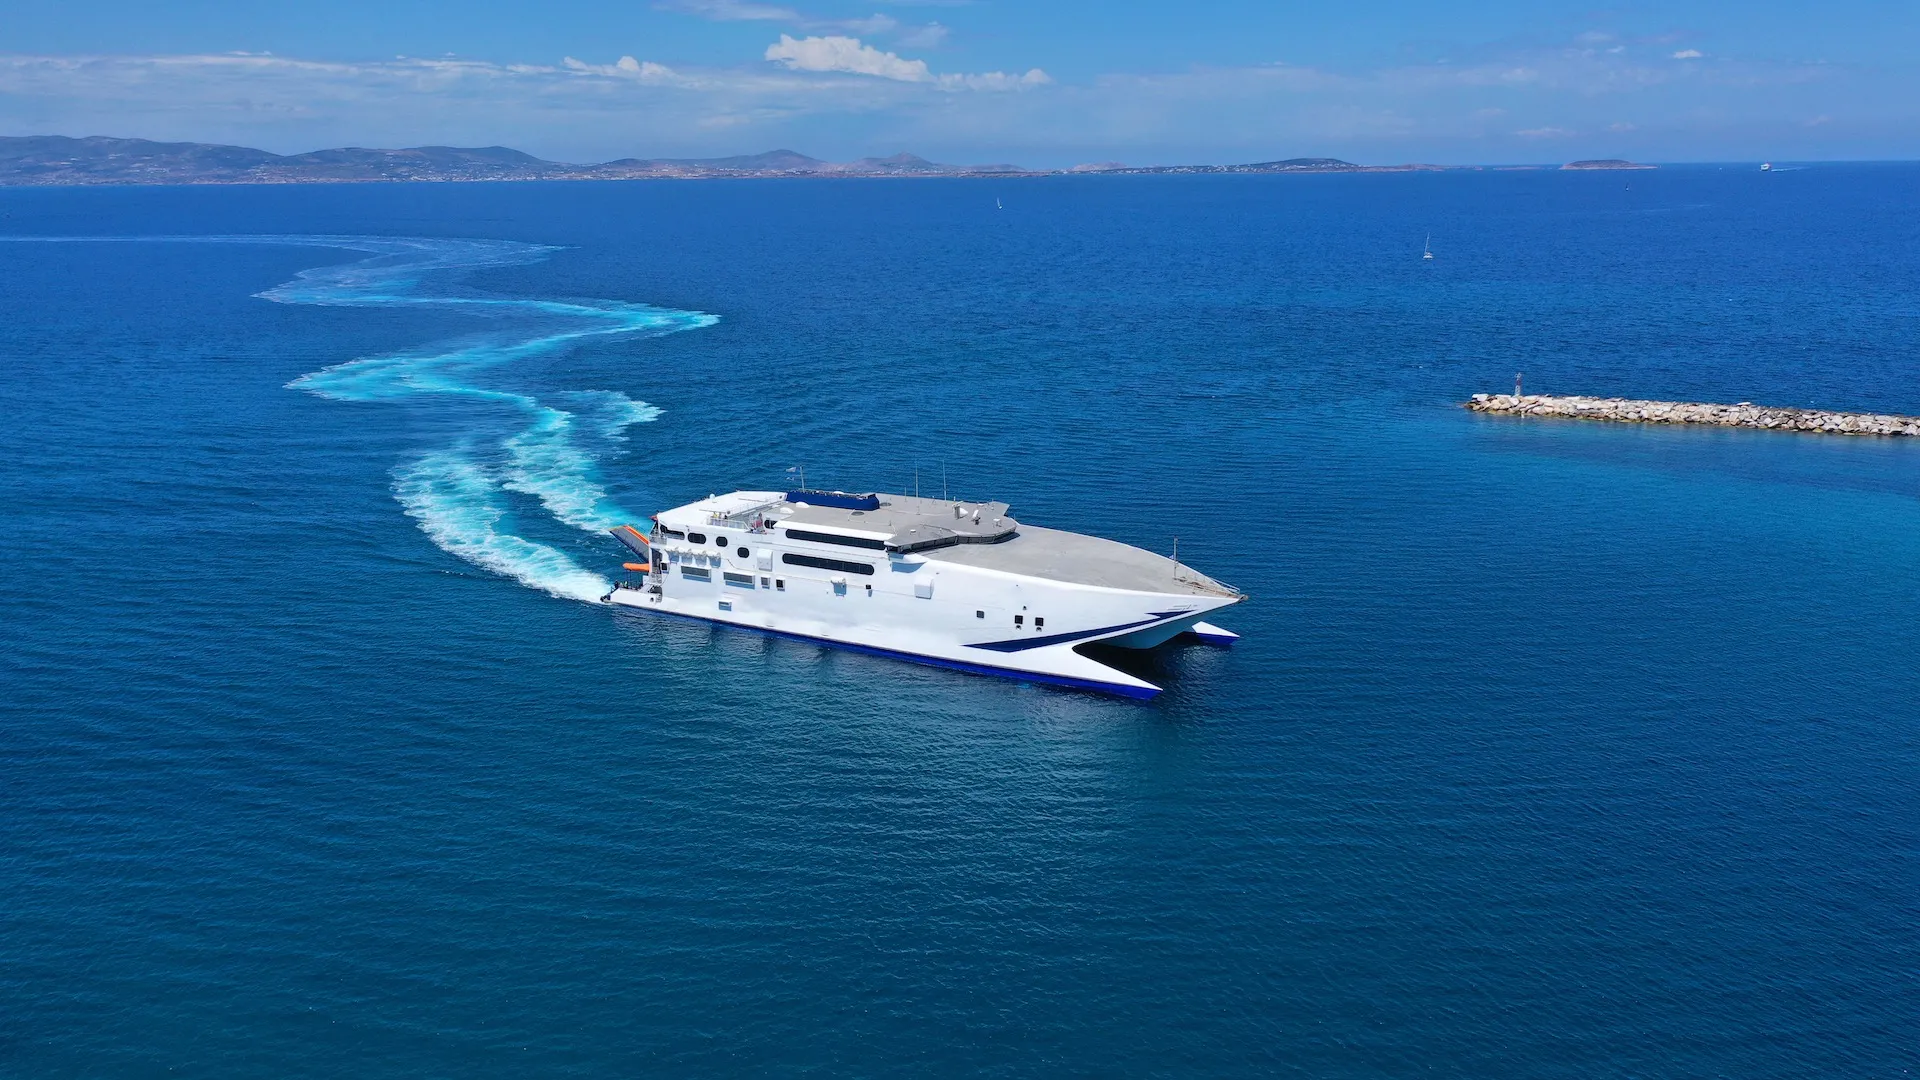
left=2, top=167, right=1916, bottom=1077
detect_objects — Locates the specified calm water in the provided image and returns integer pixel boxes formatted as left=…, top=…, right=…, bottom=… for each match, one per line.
left=2, top=169, right=1916, bottom=1077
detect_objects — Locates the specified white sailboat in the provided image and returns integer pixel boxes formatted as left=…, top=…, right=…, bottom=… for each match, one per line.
left=1423, top=234, right=1434, bottom=260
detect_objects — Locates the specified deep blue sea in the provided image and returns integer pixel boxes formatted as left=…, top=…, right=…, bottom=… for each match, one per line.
left=3, top=168, right=1917, bottom=1077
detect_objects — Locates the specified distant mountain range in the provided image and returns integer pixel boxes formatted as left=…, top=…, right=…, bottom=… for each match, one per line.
left=0, top=137, right=1029, bottom=185
left=0, top=136, right=1644, bottom=185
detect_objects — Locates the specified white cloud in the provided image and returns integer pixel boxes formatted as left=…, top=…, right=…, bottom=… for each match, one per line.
left=896, top=23, right=950, bottom=49
left=562, top=55, right=682, bottom=82
left=763, top=34, right=1046, bottom=89
left=658, top=0, right=799, bottom=21
left=829, top=14, right=899, bottom=35
left=765, top=34, right=930, bottom=81
left=1516, top=126, right=1575, bottom=138
left=1672, top=49, right=1704, bottom=59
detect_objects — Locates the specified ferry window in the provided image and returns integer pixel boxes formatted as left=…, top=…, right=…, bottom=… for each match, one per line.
left=760, top=577, right=770, bottom=588
left=976, top=610, right=984, bottom=619
left=1014, top=615, right=1023, bottom=627
left=737, top=547, right=749, bottom=558
left=713, top=535, right=728, bottom=547
left=864, top=584, right=872, bottom=594
left=680, top=566, right=710, bottom=581
left=775, top=579, right=785, bottom=591
left=723, top=572, right=755, bottom=588
left=658, top=526, right=685, bottom=539
left=1035, top=618, right=1044, bottom=630
left=687, top=532, right=707, bottom=544
left=781, top=552, right=875, bottom=576
left=784, top=527, right=887, bottom=551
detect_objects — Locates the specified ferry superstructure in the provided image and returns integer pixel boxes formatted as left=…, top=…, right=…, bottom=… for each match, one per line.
left=604, top=489, right=1244, bottom=699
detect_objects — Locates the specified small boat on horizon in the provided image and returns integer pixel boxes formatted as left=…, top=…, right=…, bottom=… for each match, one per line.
left=1423, top=234, right=1435, bottom=260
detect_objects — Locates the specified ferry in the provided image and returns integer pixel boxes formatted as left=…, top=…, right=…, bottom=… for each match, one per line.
left=604, top=488, right=1245, bottom=699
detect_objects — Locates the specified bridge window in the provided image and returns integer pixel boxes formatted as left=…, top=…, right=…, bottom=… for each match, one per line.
left=784, top=528, right=887, bottom=551
left=782, top=553, right=875, bottom=576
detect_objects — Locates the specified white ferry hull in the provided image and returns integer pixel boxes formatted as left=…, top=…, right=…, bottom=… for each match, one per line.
left=605, top=490, right=1243, bottom=699
left=607, top=585, right=1235, bottom=698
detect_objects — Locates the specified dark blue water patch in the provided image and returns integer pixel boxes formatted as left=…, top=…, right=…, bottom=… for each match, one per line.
left=2, top=169, right=1917, bottom=1077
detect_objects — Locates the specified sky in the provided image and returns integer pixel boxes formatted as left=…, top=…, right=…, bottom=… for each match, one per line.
left=2, top=0, right=1916, bottom=166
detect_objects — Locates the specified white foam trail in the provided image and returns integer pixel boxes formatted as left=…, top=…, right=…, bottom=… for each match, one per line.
left=501, top=405, right=630, bottom=532
left=4, top=234, right=715, bottom=601
left=562, top=390, right=665, bottom=440
left=394, top=453, right=612, bottom=602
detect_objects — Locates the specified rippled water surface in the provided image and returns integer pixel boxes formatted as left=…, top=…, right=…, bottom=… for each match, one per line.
left=3, top=170, right=1917, bottom=1077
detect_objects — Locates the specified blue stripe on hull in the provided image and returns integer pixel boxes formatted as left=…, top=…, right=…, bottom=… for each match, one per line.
left=607, top=601, right=1161, bottom=700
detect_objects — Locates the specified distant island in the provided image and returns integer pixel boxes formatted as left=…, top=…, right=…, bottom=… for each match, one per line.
left=1068, top=157, right=1451, bottom=175
left=0, top=135, right=1629, bottom=186
left=1559, top=159, right=1656, bottom=170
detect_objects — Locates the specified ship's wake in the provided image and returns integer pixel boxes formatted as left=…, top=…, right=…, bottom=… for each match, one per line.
left=271, top=236, right=715, bottom=600
left=10, top=235, right=715, bottom=600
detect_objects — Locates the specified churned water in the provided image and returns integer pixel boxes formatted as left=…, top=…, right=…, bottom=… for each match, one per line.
left=2, top=169, right=1916, bottom=1077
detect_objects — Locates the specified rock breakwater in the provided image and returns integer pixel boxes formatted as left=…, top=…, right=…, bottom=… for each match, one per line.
left=1466, top=394, right=1920, bottom=437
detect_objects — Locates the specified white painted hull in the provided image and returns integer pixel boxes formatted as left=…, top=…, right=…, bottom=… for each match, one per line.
left=606, top=560, right=1239, bottom=698
left=606, top=490, right=1244, bottom=698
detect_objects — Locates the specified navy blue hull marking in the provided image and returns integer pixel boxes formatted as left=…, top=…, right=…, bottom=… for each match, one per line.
left=965, top=609, right=1196, bottom=653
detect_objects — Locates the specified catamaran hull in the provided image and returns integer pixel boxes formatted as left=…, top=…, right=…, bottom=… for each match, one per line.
left=604, top=585, right=1240, bottom=699
left=612, top=489, right=1245, bottom=699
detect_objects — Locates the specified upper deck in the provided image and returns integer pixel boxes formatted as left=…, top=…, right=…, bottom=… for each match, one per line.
left=657, top=489, right=1240, bottom=598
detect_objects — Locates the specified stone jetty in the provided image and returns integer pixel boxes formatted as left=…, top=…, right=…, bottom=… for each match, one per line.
left=1465, top=394, right=1920, bottom=437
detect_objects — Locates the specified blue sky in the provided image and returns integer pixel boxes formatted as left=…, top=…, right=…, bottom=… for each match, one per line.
left=3, top=1, right=1915, bottom=165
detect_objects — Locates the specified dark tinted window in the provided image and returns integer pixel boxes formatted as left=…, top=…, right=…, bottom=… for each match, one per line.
left=737, top=547, right=749, bottom=558
left=713, top=535, right=728, bottom=547
left=687, top=532, right=707, bottom=544
left=723, top=572, right=755, bottom=588
left=781, top=552, right=875, bottom=576
left=657, top=526, right=685, bottom=539
left=784, top=528, right=887, bottom=551
left=680, top=566, right=710, bottom=581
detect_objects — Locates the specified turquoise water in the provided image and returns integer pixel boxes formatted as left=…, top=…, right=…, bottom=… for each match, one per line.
left=2, top=169, right=1916, bottom=1076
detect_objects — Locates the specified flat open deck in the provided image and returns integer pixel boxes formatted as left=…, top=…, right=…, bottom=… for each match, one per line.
left=682, top=490, right=1239, bottom=598
left=921, top=523, right=1236, bottom=596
